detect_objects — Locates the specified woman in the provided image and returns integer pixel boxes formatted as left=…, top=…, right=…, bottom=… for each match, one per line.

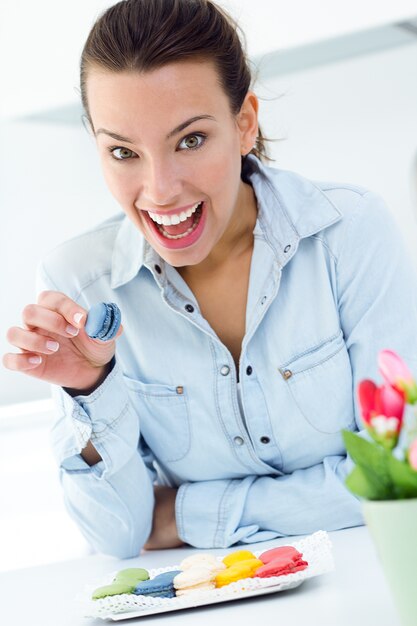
left=4, top=0, right=417, bottom=558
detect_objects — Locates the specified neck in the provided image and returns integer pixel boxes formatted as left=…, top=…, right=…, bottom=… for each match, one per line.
left=179, top=181, right=258, bottom=282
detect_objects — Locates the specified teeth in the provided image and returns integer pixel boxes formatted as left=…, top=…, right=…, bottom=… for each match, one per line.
left=156, top=203, right=203, bottom=239
left=148, top=201, right=201, bottom=225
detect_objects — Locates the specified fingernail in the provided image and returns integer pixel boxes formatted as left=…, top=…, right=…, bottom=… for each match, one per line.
left=46, top=340, right=60, bottom=352
left=66, top=324, right=79, bottom=336
left=73, top=312, right=84, bottom=325
left=29, top=356, right=42, bottom=365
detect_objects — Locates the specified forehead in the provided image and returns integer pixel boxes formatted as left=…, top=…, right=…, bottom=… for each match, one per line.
left=86, top=60, right=232, bottom=133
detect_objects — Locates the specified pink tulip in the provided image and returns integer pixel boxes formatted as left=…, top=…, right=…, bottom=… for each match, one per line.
left=357, top=379, right=405, bottom=448
left=408, top=439, right=417, bottom=471
left=378, top=349, right=417, bottom=404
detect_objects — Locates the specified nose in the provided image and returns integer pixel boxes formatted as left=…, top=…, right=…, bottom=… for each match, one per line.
left=143, top=156, right=182, bottom=207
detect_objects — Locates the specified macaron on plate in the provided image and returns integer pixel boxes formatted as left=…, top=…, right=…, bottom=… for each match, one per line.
left=82, top=531, right=334, bottom=620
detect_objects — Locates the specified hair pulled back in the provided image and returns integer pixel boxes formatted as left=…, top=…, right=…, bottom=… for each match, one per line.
left=80, top=0, right=269, bottom=161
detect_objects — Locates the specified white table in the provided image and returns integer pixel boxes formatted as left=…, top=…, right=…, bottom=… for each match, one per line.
left=1, top=526, right=401, bottom=626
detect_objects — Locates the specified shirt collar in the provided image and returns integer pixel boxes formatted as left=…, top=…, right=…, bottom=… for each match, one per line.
left=111, top=154, right=343, bottom=288
left=242, top=153, right=342, bottom=241
left=111, top=214, right=149, bottom=289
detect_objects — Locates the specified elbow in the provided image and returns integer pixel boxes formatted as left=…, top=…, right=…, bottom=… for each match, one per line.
left=85, top=515, right=153, bottom=559
left=63, top=495, right=153, bottom=560
left=98, top=524, right=151, bottom=560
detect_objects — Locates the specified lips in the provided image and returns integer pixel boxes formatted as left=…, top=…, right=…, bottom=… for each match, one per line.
left=142, top=201, right=202, bottom=217
left=143, top=201, right=207, bottom=250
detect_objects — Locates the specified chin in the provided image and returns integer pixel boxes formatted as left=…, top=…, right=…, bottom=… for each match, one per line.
left=160, top=246, right=209, bottom=268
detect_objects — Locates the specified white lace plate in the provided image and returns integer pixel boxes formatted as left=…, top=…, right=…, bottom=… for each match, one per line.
left=79, top=530, right=334, bottom=621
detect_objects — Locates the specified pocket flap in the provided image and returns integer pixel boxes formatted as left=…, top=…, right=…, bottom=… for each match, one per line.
left=278, top=329, right=345, bottom=378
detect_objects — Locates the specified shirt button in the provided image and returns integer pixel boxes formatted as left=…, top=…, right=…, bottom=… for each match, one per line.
left=185, top=304, right=194, bottom=313
left=234, top=436, right=244, bottom=446
left=246, top=366, right=253, bottom=375
left=260, top=436, right=270, bottom=444
left=261, top=296, right=267, bottom=305
left=220, top=365, right=230, bottom=376
left=154, top=264, right=162, bottom=274
left=282, top=369, right=293, bottom=380
left=284, top=244, right=291, bottom=253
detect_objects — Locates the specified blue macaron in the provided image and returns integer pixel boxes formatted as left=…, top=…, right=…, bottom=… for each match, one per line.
left=133, top=570, right=181, bottom=598
left=85, top=302, right=121, bottom=341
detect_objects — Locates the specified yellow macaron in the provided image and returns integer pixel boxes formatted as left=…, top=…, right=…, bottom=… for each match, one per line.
left=222, top=549, right=256, bottom=567
left=215, top=558, right=263, bottom=588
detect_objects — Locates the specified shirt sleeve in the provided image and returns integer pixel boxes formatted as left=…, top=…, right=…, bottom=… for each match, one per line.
left=175, top=190, right=417, bottom=548
left=37, top=263, right=156, bottom=558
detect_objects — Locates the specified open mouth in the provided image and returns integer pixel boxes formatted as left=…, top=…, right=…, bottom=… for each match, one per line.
left=153, top=202, right=203, bottom=239
left=144, top=201, right=206, bottom=249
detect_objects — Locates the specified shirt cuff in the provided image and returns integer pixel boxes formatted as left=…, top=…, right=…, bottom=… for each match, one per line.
left=175, top=477, right=259, bottom=548
left=50, top=358, right=139, bottom=478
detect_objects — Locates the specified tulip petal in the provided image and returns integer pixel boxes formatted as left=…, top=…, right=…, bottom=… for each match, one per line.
left=358, top=380, right=377, bottom=425
left=378, top=384, right=405, bottom=422
left=378, top=349, right=414, bottom=387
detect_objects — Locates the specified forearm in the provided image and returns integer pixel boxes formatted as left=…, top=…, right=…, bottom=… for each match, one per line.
left=238, top=455, right=362, bottom=537
left=144, top=485, right=185, bottom=550
left=80, top=439, right=102, bottom=465
left=176, top=454, right=363, bottom=549
left=50, top=359, right=156, bottom=556
left=60, top=452, right=154, bottom=558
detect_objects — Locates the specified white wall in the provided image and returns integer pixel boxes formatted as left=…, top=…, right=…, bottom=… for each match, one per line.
left=1, top=39, right=417, bottom=406
left=2, top=0, right=416, bottom=118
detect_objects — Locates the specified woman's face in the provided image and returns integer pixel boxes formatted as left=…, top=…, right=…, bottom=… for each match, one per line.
left=86, top=60, right=258, bottom=268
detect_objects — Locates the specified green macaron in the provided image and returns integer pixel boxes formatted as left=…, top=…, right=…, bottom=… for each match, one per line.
left=92, top=581, right=136, bottom=600
left=113, top=568, right=150, bottom=585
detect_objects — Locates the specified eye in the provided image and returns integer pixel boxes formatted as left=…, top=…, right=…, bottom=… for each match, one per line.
left=108, top=146, right=138, bottom=160
left=178, top=133, right=206, bottom=151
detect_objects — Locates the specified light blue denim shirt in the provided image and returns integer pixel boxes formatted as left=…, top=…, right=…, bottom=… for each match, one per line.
left=36, top=154, right=417, bottom=558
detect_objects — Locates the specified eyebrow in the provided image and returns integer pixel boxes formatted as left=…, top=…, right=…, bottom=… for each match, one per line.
left=95, top=115, right=217, bottom=143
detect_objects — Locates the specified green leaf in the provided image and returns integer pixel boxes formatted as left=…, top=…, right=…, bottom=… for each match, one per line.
left=388, top=456, right=417, bottom=498
left=345, top=465, right=382, bottom=499
left=342, top=430, right=395, bottom=499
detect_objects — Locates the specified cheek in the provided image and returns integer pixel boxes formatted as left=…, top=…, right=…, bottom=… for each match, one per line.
left=198, top=151, right=240, bottom=197
left=101, top=161, right=136, bottom=206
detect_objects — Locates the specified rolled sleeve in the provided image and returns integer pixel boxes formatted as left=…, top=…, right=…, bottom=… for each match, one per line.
left=50, top=357, right=140, bottom=478
left=176, top=476, right=260, bottom=548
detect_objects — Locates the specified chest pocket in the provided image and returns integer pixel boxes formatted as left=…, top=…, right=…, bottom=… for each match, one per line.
left=278, top=330, right=355, bottom=434
left=123, top=377, right=191, bottom=463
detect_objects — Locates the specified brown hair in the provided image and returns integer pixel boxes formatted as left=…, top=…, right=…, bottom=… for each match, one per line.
left=79, top=0, right=272, bottom=162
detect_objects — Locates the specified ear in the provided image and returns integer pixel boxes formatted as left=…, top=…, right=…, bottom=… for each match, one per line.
left=236, top=91, right=259, bottom=155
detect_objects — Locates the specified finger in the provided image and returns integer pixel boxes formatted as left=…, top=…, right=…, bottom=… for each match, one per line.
left=36, top=290, right=87, bottom=331
left=22, top=302, right=84, bottom=339
left=6, top=326, right=60, bottom=355
left=2, top=352, right=43, bottom=371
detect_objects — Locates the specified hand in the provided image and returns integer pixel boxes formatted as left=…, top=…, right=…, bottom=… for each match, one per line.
left=144, top=486, right=185, bottom=550
left=3, top=290, right=123, bottom=393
